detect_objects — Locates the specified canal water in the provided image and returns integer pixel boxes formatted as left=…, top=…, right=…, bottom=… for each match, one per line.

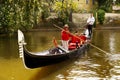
left=0, top=29, right=120, bottom=80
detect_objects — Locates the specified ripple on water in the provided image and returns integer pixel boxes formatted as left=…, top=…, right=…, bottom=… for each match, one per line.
left=56, top=58, right=104, bottom=80
left=109, top=54, right=120, bottom=80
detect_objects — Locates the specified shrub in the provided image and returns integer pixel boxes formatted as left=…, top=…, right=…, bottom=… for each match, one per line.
left=53, top=0, right=78, bottom=24
left=97, top=9, right=105, bottom=24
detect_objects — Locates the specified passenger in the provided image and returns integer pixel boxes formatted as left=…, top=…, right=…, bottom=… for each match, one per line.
left=84, top=25, right=91, bottom=40
left=75, top=32, right=81, bottom=48
left=69, top=31, right=81, bottom=50
left=70, top=31, right=80, bottom=43
left=61, top=24, right=70, bottom=51
left=79, top=33, right=87, bottom=45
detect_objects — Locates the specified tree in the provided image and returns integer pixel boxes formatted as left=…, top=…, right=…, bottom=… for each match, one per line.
left=0, top=0, right=42, bottom=33
left=53, top=0, right=78, bottom=24
left=96, top=0, right=113, bottom=12
left=97, top=9, right=105, bottom=24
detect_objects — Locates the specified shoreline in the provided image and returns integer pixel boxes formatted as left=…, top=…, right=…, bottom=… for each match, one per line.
left=30, top=27, right=120, bottom=32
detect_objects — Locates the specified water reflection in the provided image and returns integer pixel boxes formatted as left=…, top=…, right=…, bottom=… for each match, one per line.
left=24, top=31, right=61, bottom=52
left=109, top=34, right=115, bottom=53
left=109, top=54, right=120, bottom=80
left=0, top=30, right=120, bottom=80
left=0, top=35, right=18, bottom=59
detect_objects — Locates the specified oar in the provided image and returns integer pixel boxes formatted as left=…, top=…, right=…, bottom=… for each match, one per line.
left=53, top=24, right=110, bottom=55
left=89, top=43, right=110, bottom=55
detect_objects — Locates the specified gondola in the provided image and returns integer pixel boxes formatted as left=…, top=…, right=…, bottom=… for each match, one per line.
left=18, top=30, right=89, bottom=69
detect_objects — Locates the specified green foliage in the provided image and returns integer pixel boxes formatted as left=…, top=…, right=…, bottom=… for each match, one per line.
left=97, top=0, right=112, bottom=12
left=0, top=0, right=42, bottom=33
left=99, top=6, right=112, bottom=12
left=116, top=0, right=120, bottom=5
left=93, top=10, right=97, bottom=27
left=53, top=0, right=78, bottom=24
left=97, top=9, right=105, bottom=24
left=40, top=2, right=50, bottom=20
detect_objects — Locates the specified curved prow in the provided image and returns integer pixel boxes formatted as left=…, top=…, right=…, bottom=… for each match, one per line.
left=18, top=30, right=26, bottom=58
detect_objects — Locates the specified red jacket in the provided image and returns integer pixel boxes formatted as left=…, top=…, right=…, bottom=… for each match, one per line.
left=79, top=35, right=86, bottom=41
left=61, top=30, right=70, bottom=41
left=71, top=35, right=80, bottom=43
left=79, top=35, right=86, bottom=44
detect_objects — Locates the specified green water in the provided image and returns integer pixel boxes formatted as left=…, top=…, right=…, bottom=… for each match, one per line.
left=0, top=30, right=120, bottom=80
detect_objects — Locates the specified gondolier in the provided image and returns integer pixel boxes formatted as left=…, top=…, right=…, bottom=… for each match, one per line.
left=87, top=13, right=95, bottom=37
left=61, top=24, right=70, bottom=51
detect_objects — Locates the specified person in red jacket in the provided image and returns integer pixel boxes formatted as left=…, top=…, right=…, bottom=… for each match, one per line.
left=61, top=24, right=70, bottom=51
left=69, top=31, right=80, bottom=50
left=79, top=33, right=87, bottom=45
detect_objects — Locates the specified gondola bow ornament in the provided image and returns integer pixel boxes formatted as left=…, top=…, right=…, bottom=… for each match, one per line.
left=18, top=30, right=26, bottom=58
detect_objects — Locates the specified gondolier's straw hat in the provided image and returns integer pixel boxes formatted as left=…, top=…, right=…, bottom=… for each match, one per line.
left=64, top=24, right=69, bottom=28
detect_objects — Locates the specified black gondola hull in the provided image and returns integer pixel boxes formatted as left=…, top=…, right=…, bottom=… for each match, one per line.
left=23, top=44, right=88, bottom=69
